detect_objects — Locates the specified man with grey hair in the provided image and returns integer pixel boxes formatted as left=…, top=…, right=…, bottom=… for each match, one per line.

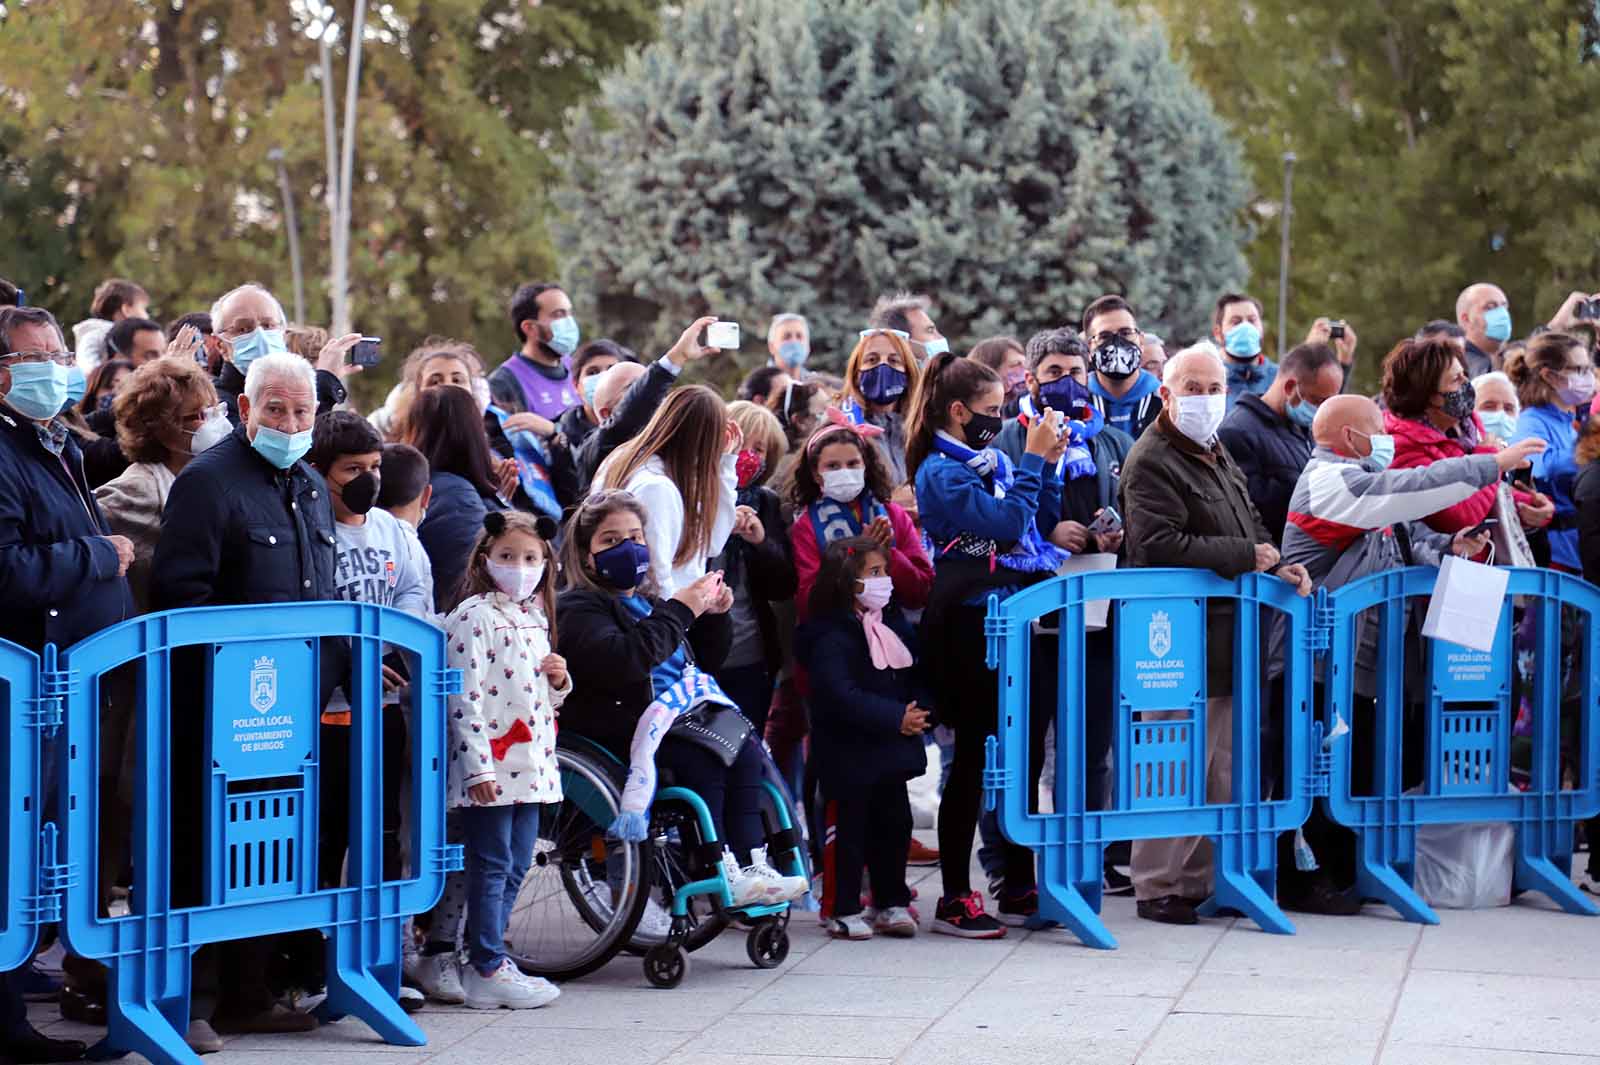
left=767, top=312, right=810, bottom=377
left=209, top=281, right=356, bottom=424
left=1120, top=342, right=1311, bottom=927
left=0, top=305, right=133, bottom=1064
left=151, top=350, right=339, bottom=1039
left=868, top=290, right=948, bottom=362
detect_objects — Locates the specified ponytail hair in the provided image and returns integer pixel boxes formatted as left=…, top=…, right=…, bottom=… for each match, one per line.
left=904, top=351, right=1002, bottom=479
left=1505, top=331, right=1584, bottom=410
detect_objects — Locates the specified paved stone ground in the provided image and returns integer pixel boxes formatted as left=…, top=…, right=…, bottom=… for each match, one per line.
left=28, top=837, right=1600, bottom=1065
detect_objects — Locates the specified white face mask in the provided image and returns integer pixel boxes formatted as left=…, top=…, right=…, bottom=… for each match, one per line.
left=1174, top=393, right=1227, bottom=445
left=486, top=560, right=544, bottom=602
left=856, top=575, right=893, bottom=611
left=190, top=405, right=233, bottom=454
left=820, top=466, right=866, bottom=503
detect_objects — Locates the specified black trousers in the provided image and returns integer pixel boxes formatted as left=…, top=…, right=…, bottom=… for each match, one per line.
left=1278, top=687, right=1377, bottom=897
left=318, top=712, right=408, bottom=888
left=936, top=604, right=1048, bottom=900
left=657, top=735, right=767, bottom=859
left=825, top=774, right=913, bottom=918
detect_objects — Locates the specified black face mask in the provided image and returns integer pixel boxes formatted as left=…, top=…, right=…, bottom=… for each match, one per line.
left=1440, top=381, right=1476, bottom=421
left=964, top=410, right=1003, bottom=448
left=1092, top=335, right=1143, bottom=380
left=339, top=471, right=380, bottom=515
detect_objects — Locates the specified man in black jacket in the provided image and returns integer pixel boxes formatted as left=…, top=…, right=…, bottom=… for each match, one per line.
left=0, top=306, right=134, bottom=1065
left=150, top=351, right=339, bottom=1040
left=573, top=317, right=722, bottom=494
left=1217, top=341, right=1345, bottom=546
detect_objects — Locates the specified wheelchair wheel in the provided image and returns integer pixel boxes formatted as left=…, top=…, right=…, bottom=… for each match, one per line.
left=627, top=747, right=810, bottom=954
left=643, top=944, right=689, bottom=989
left=746, top=918, right=789, bottom=969
left=505, top=746, right=648, bottom=981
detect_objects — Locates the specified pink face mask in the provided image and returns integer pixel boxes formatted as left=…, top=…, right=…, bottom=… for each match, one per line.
left=855, top=575, right=893, bottom=611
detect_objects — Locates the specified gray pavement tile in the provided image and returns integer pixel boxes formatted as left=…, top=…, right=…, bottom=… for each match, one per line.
left=661, top=1056, right=891, bottom=1065
left=788, top=925, right=1019, bottom=977
left=752, top=972, right=975, bottom=1019
left=672, top=1012, right=927, bottom=1060
left=1410, top=903, right=1599, bottom=978
left=1175, top=969, right=1399, bottom=1022
left=930, top=986, right=1172, bottom=1048
left=482, top=986, right=733, bottom=1030
left=1137, top=1013, right=1384, bottom=1065
left=219, top=1009, right=495, bottom=1055
left=1381, top=1044, right=1600, bottom=1065
left=425, top=1023, right=692, bottom=1065
left=899, top=1028, right=1153, bottom=1065
left=1201, top=922, right=1415, bottom=981
left=995, top=939, right=1199, bottom=997
left=1052, top=899, right=1233, bottom=962
left=1388, top=970, right=1600, bottom=1058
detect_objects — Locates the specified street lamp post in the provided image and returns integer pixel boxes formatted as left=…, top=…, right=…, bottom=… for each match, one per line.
left=320, top=0, right=368, bottom=337
left=1276, top=151, right=1296, bottom=360
left=268, top=148, right=306, bottom=324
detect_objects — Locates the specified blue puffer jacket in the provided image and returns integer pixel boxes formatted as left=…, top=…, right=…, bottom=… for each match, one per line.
left=797, top=607, right=928, bottom=794
left=418, top=472, right=506, bottom=611
left=0, top=407, right=133, bottom=652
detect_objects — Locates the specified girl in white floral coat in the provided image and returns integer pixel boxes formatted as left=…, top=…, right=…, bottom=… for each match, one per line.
left=442, top=511, right=570, bottom=1010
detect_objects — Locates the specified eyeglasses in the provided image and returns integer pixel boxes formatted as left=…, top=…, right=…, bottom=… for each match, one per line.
left=0, top=350, right=74, bottom=365
left=858, top=328, right=910, bottom=341
left=1092, top=328, right=1142, bottom=345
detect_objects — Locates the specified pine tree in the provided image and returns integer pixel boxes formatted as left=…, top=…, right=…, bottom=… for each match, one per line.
left=552, top=0, right=1250, bottom=369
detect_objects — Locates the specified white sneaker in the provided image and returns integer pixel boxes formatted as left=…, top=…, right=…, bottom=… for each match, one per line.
left=637, top=896, right=673, bottom=938
left=724, top=848, right=771, bottom=906
left=397, top=985, right=425, bottom=1013
left=512, top=970, right=562, bottom=1005
left=462, top=959, right=557, bottom=1010
left=749, top=846, right=809, bottom=902
left=828, top=914, right=874, bottom=940
left=406, top=951, right=466, bottom=1005
left=872, top=906, right=918, bottom=938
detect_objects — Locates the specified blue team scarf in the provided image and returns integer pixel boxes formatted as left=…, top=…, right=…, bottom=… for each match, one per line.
left=487, top=403, right=561, bottom=521
left=807, top=493, right=888, bottom=550
left=930, top=431, right=1070, bottom=574
left=1017, top=394, right=1103, bottom=481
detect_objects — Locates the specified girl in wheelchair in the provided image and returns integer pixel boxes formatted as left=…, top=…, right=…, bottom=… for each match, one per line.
left=556, top=490, right=808, bottom=908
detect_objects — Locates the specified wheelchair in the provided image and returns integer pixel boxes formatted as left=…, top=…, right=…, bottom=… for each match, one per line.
left=504, top=736, right=810, bottom=989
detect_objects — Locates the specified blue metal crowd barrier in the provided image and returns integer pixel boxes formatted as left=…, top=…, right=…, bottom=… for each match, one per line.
left=0, top=639, right=47, bottom=975
left=983, top=568, right=1319, bottom=949
left=1322, top=566, right=1600, bottom=923
left=52, top=602, right=462, bottom=1065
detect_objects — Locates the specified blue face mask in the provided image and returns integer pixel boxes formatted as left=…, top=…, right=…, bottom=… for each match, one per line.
left=1483, top=305, right=1512, bottom=342
left=1357, top=431, right=1395, bottom=473
left=921, top=336, right=950, bottom=359
left=250, top=423, right=314, bottom=470
left=581, top=371, right=604, bottom=409
left=63, top=365, right=87, bottom=412
left=1286, top=397, right=1318, bottom=429
left=859, top=363, right=908, bottom=406
left=6, top=361, right=72, bottom=421
left=230, top=327, right=289, bottom=376
left=777, top=339, right=808, bottom=370
left=549, top=317, right=581, bottom=359
left=1223, top=321, right=1263, bottom=359
left=592, top=538, right=651, bottom=590
left=1038, top=375, right=1093, bottom=416
left=1478, top=409, right=1517, bottom=440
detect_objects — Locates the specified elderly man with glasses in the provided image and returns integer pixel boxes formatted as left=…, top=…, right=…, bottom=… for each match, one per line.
left=0, top=305, right=135, bottom=1065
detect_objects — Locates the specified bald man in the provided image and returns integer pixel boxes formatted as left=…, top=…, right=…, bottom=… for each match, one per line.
left=1455, top=282, right=1600, bottom=378
left=1273, top=393, right=1542, bottom=911
left=1118, top=343, right=1312, bottom=926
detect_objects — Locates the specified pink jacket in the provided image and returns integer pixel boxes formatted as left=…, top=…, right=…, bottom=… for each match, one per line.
left=789, top=498, right=932, bottom=619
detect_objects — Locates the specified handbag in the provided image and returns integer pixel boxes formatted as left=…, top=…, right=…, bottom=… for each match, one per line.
left=1491, top=483, right=1536, bottom=569
left=668, top=701, right=753, bottom=767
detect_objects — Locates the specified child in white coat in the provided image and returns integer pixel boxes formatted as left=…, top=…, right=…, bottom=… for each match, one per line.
left=445, top=510, right=569, bottom=1010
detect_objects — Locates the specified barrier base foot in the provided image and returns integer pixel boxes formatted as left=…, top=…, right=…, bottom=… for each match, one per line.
left=322, top=965, right=425, bottom=1047
left=1515, top=851, right=1600, bottom=917
left=1201, top=866, right=1296, bottom=936
left=1038, top=884, right=1117, bottom=950
left=101, top=1002, right=203, bottom=1065
left=1355, top=860, right=1439, bottom=925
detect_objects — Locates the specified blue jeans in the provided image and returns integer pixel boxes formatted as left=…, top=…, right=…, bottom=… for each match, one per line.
left=460, top=802, right=542, bottom=975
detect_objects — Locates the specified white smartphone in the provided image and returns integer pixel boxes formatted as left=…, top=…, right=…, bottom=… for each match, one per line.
left=705, top=321, right=740, bottom=349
